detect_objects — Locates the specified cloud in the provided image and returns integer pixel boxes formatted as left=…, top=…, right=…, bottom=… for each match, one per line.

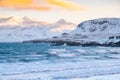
left=45, top=0, right=83, bottom=10
left=0, top=0, right=83, bottom=11
left=0, top=0, right=50, bottom=10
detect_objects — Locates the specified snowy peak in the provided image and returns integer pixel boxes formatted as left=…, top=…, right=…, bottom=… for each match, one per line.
left=56, top=19, right=66, bottom=24
left=73, top=18, right=120, bottom=34
left=0, top=16, right=76, bottom=42
left=5, top=16, right=14, bottom=21
left=0, top=17, right=75, bottom=26
left=22, top=16, right=31, bottom=21
left=22, top=16, right=39, bottom=25
left=56, top=19, right=74, bottom=25
left=0, top=16, right=15, bottom=22
left=0, top=16, right=21, bottom=25
left=22, top=16, right=37, bottom=22
left=68, top=18, right=120, bottom=43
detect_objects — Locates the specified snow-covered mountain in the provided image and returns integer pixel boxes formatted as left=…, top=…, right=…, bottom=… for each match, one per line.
left=67, top=18, right=120, bottom=44
left=0, top=16, right=76, bottom=42
left=72, top=18, right=120, bottom=34
left=27, top=18, right=120, bottom=46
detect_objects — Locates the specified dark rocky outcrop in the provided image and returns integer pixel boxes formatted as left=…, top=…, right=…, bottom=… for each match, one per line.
left=23, top=39, right=120, bottom=47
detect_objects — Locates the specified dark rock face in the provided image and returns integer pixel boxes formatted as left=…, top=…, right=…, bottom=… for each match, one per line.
left=89, top=26, right=96, bottom=32
left=66, top=42, right=81, bottom=46
left=91, top=20, right=109, bottom=25
left=23, top=39, right=120, bottom=47
left=82, top=42, right=102, bottom=47
left=50, top=41, right=82, bottom=46
left=78, top=23, right=83, bottom=28
left=105, top=41, right=120, bottom=47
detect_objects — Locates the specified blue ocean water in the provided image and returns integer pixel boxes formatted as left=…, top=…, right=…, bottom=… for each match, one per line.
left=0, top=43, right=119, bottom=63
left=0, top=43, right=82, bottom=63
left=0, top=43, right=120, bottom=80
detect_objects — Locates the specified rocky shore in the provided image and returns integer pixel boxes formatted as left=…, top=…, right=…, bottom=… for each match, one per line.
left=23, top=39, right=120, bottom=47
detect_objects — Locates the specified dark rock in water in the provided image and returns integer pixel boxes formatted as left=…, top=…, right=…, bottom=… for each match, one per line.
left=50, top=42, right=64, bottom=46
left=50, top=40, right=82, bottom=46
left=23, top=39, right=120, bottom=47
left=23, top=39, right=49, bottom=43
left=82, top=42, right=102, bottom=47
left=115, top=41, right=120, bottom=47
left=105, top=41, right=120, bottom=47
left=66, top=42, right=81, bottom=46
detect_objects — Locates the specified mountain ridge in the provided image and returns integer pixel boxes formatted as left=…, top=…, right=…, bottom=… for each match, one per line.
left=0, top=16, right=76, bottom=42
left=23, top=18, right=120, bottom=47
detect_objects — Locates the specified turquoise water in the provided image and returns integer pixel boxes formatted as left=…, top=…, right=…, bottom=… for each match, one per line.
left=0, top=43, right=120, bottom=80
left=1, top=43, right=119, bottom=63
left=0, top=43, right=83, bottom=63
left=0, top=43, right=61, bottom=63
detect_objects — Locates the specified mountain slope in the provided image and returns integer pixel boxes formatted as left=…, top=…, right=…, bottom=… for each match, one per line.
left=0, top=16, right=76, bottom=42
left=72, top=18, right=120, bottom=34
left=69, top=18, right=120, bottom=43
left=27, top=18, right=120, bottom=46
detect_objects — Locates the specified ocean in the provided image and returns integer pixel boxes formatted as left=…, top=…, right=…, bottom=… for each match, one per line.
left=0, top=43, right=120, bottom=80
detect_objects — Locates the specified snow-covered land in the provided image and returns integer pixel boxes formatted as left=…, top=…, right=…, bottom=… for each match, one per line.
left=0, top=16, right=76, bottom=42
left=25, top=18, right=120, bottom=46
left=1, top=17, right=120, bottom=44
left=70, top=18, right=120, bottom=44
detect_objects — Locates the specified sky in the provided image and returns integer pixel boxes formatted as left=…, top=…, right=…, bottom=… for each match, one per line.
left=0, top=0, right=120, bottom=24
